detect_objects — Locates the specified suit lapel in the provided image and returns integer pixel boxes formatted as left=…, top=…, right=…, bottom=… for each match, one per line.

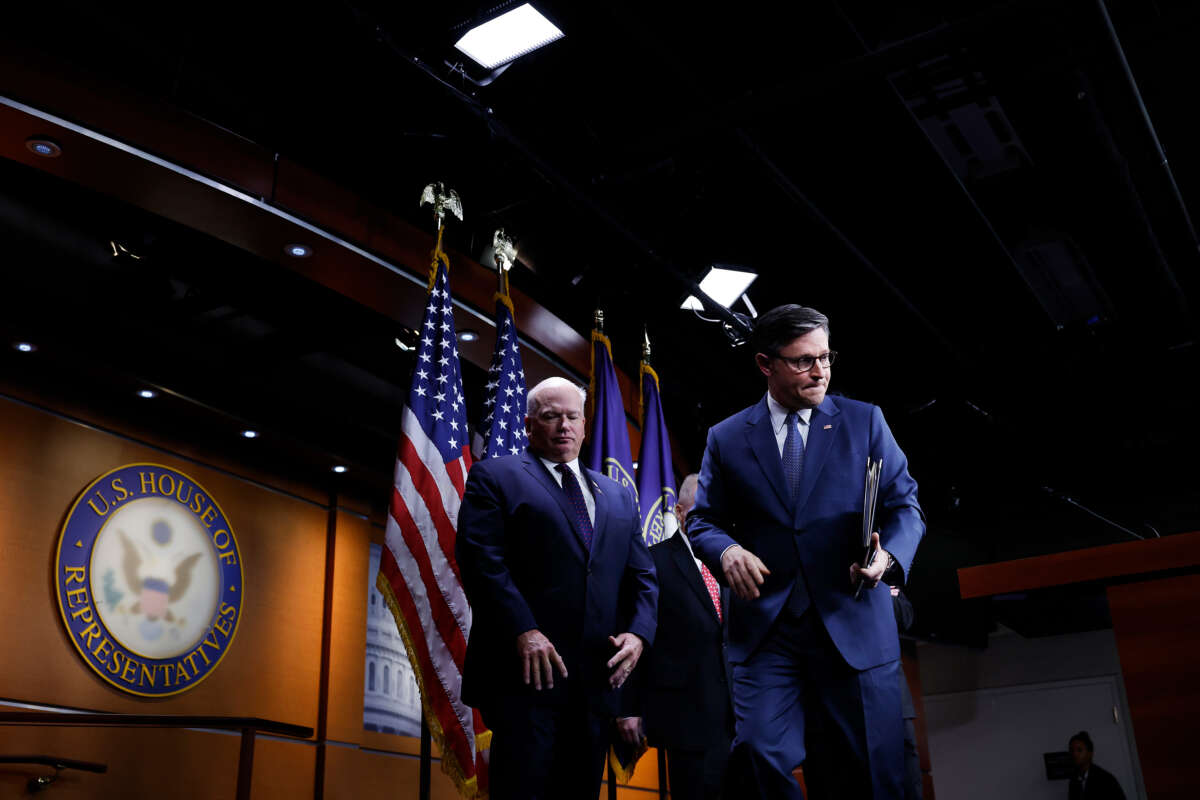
left=745, top=397, right=791, bottom=514
left=668, top=535, right=720, bottom=623
left=521, top=453, right=588, bottom=560
left=792, top=395, right=841, bottom=526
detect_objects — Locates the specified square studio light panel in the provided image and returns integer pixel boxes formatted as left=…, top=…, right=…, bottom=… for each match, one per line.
left=681, top=267, right=759, bottom=310
left=455, top=4, right=564, bottom=70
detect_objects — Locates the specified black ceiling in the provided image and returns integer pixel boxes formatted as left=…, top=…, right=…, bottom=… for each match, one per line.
left=4, top=0, right=1200, bottom=645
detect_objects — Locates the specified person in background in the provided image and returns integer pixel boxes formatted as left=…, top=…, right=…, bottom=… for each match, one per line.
left=618, top=473, right=733, bottom=800
left=1069, top=731, right=1126, bottom=800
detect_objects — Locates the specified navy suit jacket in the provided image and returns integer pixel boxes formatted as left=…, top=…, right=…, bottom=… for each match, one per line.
left=456, top=452, right=658, bottom=716
left=689, top=394, right=924, bottom=670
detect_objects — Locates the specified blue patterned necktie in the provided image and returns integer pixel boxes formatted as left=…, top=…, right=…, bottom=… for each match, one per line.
left=781, top=411, right=811, bottom=615
left=782, top=411, right=805, bottom=500
left=557, top=464, right=594, bottom=551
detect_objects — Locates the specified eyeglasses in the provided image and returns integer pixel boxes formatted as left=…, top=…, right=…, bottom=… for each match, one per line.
left=771, top=351, right=837, bottom=372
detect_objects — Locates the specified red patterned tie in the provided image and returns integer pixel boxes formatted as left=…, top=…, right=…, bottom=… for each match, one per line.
left=699, top=563, right=722, bottom=622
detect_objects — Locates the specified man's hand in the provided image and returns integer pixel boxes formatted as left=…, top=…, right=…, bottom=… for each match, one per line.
left=722, top=545, right=771, bottom=600
left=616, top=716, right=643, bottom=746
left=607, top=633, right=644, bottom=689
left=517, top=629, right=568, bottom=691
left=850, top=532, right=891, bottom=591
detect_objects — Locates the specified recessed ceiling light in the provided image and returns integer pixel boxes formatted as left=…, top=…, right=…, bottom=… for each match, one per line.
left=455, top=4, right=564, bottom=70
left=284, top=243, right=312, bottom=258
left=241, top=430, right=259, bottom=439
left=681, top=267, right=759, bottom=310
left=137, top=389, right=157, bottom=399
left=25, top=138, right=62, bottom=158
left=332, top=465, right=348, bottom=474
left=458, top=330, right=480, bottom=342
left=14, top=342, right=36, bottom=353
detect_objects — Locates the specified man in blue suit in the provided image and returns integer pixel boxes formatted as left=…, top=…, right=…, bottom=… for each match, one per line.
left=689, top=305, right=925, bottom=799
left=457, top=377, right=658, bottom=800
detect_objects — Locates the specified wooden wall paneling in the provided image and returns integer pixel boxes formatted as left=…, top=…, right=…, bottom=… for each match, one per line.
left=1107, top=574, right=1200, bottom=799
left=0, top=398, right=326, bottom=728
left=0, top=724, right=240, bottom=799
left=251, top=737, right=318, bottom=800
left=320, top=745, right=466, bottom=800
left=324, top=510, right=371, bottom=747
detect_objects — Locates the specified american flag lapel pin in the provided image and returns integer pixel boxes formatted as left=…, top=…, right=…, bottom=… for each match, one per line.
left=823, top=424, right=833, bottom=430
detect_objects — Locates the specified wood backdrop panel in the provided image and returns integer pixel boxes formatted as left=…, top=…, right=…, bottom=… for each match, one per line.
left=252, top=737, right=318, bottom=799
left=1107, top=574, right=1200, bottom=800
left=0, top=397, right=326, bottom=729
left=0, top=725, right=240, bottom=799
left=325, top=510, right=370, bottom=746
left=321, top=745, right=462, bottom=800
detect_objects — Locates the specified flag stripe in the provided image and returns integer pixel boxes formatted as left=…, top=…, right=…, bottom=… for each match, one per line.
left=398, top=413, right=466, bottom=583
left=378, top=545, right=475, bottom=772
left=388, top=484, right=469, bottom=661
left=446, top=454, right=467, bottom=497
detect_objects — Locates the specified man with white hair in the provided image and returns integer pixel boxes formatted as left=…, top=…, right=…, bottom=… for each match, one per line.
left=457, top=376, right=658, bottom=800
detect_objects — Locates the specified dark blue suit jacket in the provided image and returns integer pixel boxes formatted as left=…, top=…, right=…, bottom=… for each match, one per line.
left=456, top=452, right=658, bottom=715
left=689, top=394, right=924, bottom=670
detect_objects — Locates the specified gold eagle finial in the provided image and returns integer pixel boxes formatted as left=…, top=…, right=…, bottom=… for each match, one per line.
left=419, top=182, right=463, bottom=230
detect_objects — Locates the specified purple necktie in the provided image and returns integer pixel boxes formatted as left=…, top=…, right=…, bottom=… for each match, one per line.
left=556, top=464, right=594, bottom=551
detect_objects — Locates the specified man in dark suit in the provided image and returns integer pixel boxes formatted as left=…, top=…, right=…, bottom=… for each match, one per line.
left=618, top=473, right=733, bottom=800
left=689, top=304, right=925, bottom=799
left=1068, top=731, right=1126, bottom=800
left=456, top=377, right=658, bottom=800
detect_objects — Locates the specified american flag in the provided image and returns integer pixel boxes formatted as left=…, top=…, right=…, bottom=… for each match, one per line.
left=376, top=260, right=490, bottom=797
left=482, top=293, right=527, bottom=458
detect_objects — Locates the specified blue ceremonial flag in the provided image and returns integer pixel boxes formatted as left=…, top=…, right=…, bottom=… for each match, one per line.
left=482, top=290, right=528, bottom=458
left=583, top=321, right=638, bottom=506
left=635, top=357, right=677, bottom=545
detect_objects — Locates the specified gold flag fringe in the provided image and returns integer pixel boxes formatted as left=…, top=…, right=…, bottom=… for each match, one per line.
left=376, top=571, right=491, bottom=799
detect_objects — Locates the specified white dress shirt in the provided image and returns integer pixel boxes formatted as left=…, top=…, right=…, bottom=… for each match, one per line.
left=673, top=526, right=707, bottom=575
left=766, top=392, right=812, bottom=454
left=539, top=456, right=596, bottom=524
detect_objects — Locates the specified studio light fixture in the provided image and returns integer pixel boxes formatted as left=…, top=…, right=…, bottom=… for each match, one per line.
left=395, top=337, right=414, bottom=352
left=284, top=243, right=312, bottom=258
left=332, top=465, right=348, bottom=474
left=137, top=389, right=157, bottom=399
left=25, top=137, right=62, bottom=158
left=680, top=266, right=759, bottom=311
left=457, top=329, right=480, bottom=342
left=14, top=342, right=36, bottom=353
left=455, top=4, right=564, bottom=70
left=241, top=430, right=259, bottom=439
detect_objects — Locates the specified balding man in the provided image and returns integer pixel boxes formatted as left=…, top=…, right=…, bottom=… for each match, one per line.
left=457, top=377, right=658, bottom=800
left=618, top=473, right=734, bottom=800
